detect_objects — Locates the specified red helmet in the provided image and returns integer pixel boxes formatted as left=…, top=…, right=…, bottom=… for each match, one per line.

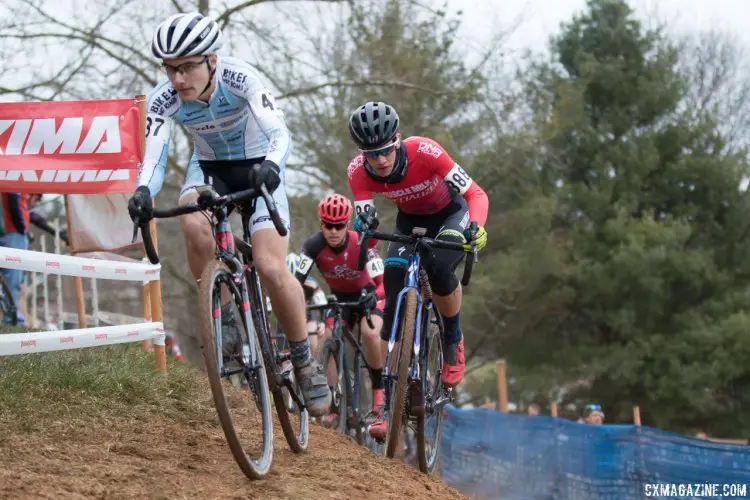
left=318, top=193, right=353, bottom=224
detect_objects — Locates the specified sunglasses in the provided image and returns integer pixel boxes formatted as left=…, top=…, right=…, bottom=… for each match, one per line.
left=585, top=404, right=602, bottom=412
left=360, top=139, right=398, bottom=158
left=322, top=222, right=347, bottom=231
left=162, top=56, right=208, bottom=78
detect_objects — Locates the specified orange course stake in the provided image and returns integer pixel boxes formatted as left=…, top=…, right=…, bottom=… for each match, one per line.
left=142, top=281, right=153, bottom=352
left=148, top=218, right=166, bottom=373
left=496, top=359, right=508, bottom=413
left=136, top=93, right=166, bottom=373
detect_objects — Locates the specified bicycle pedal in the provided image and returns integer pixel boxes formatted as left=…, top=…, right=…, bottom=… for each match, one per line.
left=279, top=359, right=293, bottom=375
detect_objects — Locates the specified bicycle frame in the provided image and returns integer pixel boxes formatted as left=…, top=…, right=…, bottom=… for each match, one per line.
left=333, top=309, right=372, bottom=424
left=210, top=205, right=263, bottom=379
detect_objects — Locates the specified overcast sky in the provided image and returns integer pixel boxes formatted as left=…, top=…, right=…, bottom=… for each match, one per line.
left=449, top=0, right=750, bottom=60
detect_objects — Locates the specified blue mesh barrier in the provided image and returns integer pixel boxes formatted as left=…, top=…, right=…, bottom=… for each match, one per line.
left=439, top=406, right=750, bottom=499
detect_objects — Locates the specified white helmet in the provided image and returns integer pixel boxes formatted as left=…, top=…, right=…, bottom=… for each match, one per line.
left=285, top=252, right=300, bottom=274
left=151, top=12, right=223, bottom=60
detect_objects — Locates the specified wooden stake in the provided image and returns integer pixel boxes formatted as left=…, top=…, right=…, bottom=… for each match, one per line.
left=64, top=195, right=86, bottom=329
left=551, top=401, right=558, bottom=417
left=497, top=359, right=508, bottom=413
left=633, top=405, right=641, bottom=426
left=142, top=280, right=153, bottom=351
left=135, top=94, right=165, bottom=373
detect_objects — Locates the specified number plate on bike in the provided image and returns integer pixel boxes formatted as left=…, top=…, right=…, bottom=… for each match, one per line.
left=412, top=227, right=427, bottom=236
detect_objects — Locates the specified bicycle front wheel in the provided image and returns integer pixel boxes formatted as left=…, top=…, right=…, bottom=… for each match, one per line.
left=385, top=288, right=417, bottom=459
left=416, top=306, right=445, bottom=474
left=198, top=260, right=274, bottom=480
left=320, top=337, right=348, bottom=435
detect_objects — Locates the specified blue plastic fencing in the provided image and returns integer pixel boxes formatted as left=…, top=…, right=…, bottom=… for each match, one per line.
left=439, top=406, right=750, bottom=499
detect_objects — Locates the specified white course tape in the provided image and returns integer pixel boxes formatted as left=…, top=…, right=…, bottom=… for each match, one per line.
left=0, top=322, right=165, bottom=356
left=0, top=247, right=160, bottom=282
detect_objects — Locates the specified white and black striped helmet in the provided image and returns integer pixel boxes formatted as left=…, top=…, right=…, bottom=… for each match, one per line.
left=151, top=12, right=223, bottom=60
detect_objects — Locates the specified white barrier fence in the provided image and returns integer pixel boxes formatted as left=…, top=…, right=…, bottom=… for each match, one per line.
left=0, top=246, right=165, bottom=367
left=0, top=247, right=160, bottom=282
left=0, top=322, right=164, bottom=356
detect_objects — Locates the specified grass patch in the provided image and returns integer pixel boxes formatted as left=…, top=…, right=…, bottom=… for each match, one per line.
left=0, top=338, right=216, bottom=432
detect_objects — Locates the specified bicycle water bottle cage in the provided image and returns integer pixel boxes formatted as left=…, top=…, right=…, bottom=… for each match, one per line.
left=412, top=227, right=427, bottom=237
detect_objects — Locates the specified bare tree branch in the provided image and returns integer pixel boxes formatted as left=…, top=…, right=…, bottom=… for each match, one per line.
left=279, top=79, right=446, bottom=99
left=216, top=0, right=347, bottom=29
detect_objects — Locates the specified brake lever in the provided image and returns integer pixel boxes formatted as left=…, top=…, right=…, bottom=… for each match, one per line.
left=131, top=219, right=139, bottom=244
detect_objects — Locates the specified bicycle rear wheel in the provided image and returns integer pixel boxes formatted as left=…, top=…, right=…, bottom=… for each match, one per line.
left=198, top=260, right=273, bottom=480
left=247, top=268, right=309, bottom=453
left=385, top=288, right=417, bottom=458
left=416, top=306, right=445, bottom=474
left=353, top=358, right=371, bottom=445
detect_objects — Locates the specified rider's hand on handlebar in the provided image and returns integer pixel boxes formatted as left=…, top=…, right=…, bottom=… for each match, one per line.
left=128, top=186, right=153, bottom=224
left=358, top=289, right=379, bottom=313
left=354, top=210, right=379, bottom=234
left=248, top=160, right=281, bottom=194
left=463, top=222, right=487, bottom=252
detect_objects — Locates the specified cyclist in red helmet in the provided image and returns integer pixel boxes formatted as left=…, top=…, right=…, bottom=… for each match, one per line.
left=293, top=193, right=387, bottom=434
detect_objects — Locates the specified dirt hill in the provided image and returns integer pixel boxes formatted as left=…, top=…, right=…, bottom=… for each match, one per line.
left=0, top=345, right=464, bottom=500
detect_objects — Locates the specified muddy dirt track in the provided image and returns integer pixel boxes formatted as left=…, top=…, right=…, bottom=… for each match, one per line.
left=0, top=385, right=464, bottom=500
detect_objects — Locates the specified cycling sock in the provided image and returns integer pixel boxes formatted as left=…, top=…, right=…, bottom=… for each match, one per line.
left=289, top=338, right=313, bottom=368
left=370, top=368, right=384, bottom=389
left=442, top=312, right=461, bottom=346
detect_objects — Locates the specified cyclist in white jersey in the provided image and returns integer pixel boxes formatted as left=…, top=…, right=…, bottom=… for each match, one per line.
left=127, top=12, right=330, bottom=416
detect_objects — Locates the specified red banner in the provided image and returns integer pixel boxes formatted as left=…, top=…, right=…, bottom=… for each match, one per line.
left=0, top=98, right=143, bottom=194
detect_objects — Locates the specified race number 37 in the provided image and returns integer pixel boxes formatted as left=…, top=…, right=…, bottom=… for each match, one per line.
left=145, top=116, right=165, bottom=137
left=444, top=164, right=473, bottom=195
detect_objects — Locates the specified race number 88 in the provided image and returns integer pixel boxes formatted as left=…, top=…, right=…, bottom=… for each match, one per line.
left=445, top=165, right=472, bottom=194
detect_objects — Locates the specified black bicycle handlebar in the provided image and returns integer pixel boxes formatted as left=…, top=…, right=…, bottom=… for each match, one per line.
left=357, top=225, right=478, bottom=286
left=306, top=290, right=375, bottom=330
left=132, top=184, right=287, bottom=265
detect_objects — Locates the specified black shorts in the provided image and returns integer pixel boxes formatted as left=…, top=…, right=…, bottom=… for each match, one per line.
left=384, top=196, right=469, bottom=273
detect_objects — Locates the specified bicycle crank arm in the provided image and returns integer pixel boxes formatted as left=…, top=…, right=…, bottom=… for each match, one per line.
left=221, top=362, right=259, bottom=378
left=280, top=375, right=307, bottom=411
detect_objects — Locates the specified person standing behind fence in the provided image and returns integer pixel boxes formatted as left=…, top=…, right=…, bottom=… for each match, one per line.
left=582, top=403, right=605, bottom=425
left=0, top=192, right=30, bottom=325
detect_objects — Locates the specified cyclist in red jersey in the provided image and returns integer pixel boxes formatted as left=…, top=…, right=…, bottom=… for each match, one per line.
left=293, top=193, right=387, bottom=435
left=346, top=101, right=489, bottom=438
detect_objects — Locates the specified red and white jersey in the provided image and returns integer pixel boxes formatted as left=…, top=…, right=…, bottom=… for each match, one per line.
left=347, top=136, right=489, bottom=225
left=295, top=230, right=385, bottom=299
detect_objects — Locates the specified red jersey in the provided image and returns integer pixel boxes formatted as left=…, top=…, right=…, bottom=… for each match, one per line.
left=347, top=136, right=489, bottom=225
left=295, top=230, right=385, bottom=299
left=1, top=193, right=29, bottom=234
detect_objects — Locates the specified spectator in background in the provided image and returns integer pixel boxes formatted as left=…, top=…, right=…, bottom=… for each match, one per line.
left=17, top=194, right=69, bottom=327
left=29, top=194, right=68, bottom=245
left=0, top=192, right=30, bottom=325
left=527, top=403, right=540, bottom=416
left=582, top=403, right=605, bottom=425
